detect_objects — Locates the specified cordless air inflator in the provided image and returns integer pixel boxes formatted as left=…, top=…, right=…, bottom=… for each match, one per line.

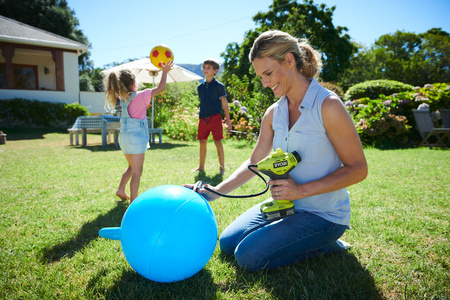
left=194, top=148, right=301, bottom=221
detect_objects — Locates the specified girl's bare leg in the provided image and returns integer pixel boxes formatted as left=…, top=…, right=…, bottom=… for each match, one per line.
left=116, top=165, right=131, bottom=200
left=124, top=153, right=146, bottom=202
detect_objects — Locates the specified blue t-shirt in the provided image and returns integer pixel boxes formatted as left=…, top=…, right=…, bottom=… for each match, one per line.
left=197, top=78, right=227, bottom=119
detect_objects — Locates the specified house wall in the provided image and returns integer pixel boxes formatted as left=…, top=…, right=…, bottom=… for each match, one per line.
left=79, top=91, right=108, bottom=114
left=4, top=48, right=57, bottom=90
left=1, top=47, right=111, bottom=115
left=0, top=51, right=79, bottom=104
left=37, top=53, right=57, bottom=90
left=63, top=51, right=79, bottom=102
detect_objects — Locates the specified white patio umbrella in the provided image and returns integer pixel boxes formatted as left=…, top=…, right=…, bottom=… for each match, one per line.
left=101, top=57, right=203, bottom=127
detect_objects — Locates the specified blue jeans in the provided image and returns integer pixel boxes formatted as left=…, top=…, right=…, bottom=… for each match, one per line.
left=219, top=201, right=348, bottom=272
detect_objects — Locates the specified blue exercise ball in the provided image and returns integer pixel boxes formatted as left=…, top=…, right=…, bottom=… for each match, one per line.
left=99, top=185, right=217, bottom=283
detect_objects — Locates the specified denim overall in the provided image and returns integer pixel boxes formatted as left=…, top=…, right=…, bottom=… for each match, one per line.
left=119, top=94, right=149, bottom=154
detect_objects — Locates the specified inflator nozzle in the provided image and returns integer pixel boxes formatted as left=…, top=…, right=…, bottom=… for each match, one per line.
left=292, top=151, right=301, bottom=164
left=99, top=227, right=121, bottom=240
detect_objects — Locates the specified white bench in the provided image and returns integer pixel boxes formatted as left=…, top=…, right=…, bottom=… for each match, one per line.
left=148, top=128, right=162, bottom=144
left=68, top=115, right=120, bottom=146
left=102, top=120, right=121, bottom=147
left=68, top=128, right=104, bottom=146
left=147, top=117, right=162, bottom=144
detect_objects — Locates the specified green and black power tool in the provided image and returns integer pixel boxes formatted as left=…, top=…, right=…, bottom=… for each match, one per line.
left=257, top=148, right=301, bottom=221
left=193, top=148, right=301, bottom=221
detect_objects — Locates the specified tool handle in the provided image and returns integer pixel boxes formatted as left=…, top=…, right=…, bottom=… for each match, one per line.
left=259, top=169, right=289, bottom=180
left=270, top=174, right=289, bottom=180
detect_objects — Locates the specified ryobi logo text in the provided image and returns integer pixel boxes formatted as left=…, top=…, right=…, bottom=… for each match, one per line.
left=273, top=161, right=288, bottom=168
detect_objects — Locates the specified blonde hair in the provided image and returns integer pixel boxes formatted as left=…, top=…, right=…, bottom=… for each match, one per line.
left=249, top=30, right=322, bottom=79
left=104, top=69, right=136, bottom=112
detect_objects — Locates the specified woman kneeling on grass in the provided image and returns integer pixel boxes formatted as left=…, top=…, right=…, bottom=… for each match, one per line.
left=185, top=30, right=368, bottom=272
left=105, top=61, right=173, bottom=203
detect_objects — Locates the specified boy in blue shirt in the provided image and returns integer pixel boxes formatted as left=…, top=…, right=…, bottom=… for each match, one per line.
left=193, top=58, right=232, bottom=175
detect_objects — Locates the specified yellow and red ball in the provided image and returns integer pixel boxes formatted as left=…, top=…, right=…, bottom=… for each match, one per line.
left=150, top=45, right=174, bottom=69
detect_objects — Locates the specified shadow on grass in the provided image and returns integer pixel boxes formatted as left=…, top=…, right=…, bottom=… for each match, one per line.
left=0, top=127, right=66, bottom=140
left=40, top=201, right=128, bottom=263
left=85, top=266, right=217, bottom=299
left=70, top=141, right=191, bottom=152
left=84, top=249, right=382, bottom=299
left=226, top=141, right=256, bottom=149
left=194, top=170, right=224, bottom=186
left=216, top=251, right=383, bottom=299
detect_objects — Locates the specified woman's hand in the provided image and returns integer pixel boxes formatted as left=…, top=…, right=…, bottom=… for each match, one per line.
left=268, top=176, right=301, bottom=201
left=183, top=182, right=220, bottom=202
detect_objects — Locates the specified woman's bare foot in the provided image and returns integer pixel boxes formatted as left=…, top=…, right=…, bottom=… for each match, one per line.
left=116, top=190, right=130, bottom=200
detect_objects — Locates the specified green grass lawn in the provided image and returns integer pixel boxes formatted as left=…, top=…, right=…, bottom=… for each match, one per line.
left=0, top=128, right=448, bottom=299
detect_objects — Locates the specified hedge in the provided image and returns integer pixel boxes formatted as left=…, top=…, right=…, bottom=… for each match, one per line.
left=344, top=80, right=414, bottom=101
left=345, top=83, right=450, bottom=148
left=0, top=98, right=89, bottom=129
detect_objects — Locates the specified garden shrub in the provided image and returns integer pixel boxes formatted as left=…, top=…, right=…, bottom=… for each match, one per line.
left=149, top=82, right=200, bottom=141
left=162, top=99, right=260, bottom=142
left=0, top=98, right=89, bottom=129
left=344, top=80, right=414, bottom=101
left=346, top=97, right=411, bottom=148
left=143, top=81, right=199, bottom=129
left=320, top=82, right=344, bottom=99
left=411, top=83, right=450, bottom=110
left=345, top=83, right=450, bottom=148
left=164, top=106, right=198, bottom=141
left=225, top=74, right=270, bottom=139
left=227, top=101, right=259, bottom=141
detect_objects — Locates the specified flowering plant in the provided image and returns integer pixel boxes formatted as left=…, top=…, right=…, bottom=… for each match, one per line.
left=165, top=107, right=198, bottom=141
left=226, top=101, right=258, bottom=141
left=346, top=96, right=411, bottom=147
left=345, top=83, right=450, bottom=148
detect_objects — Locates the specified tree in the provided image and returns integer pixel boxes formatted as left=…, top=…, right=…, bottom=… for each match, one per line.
left=338, top=44, right=379, bottom=91
left=220, top=0, right=355, bottom=127
left=221, top=0, right=356, bottom=88
left=79, top=73, right=94, bottom=92
left=340, top=28, right=450, bottom=89
left=0, top=0, right=91, bottom=70
left=78, top=67, right=105, bottom=92
left=414, top=28, right=450, bottom=84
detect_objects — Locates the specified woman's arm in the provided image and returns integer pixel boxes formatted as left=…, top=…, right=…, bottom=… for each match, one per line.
left=187, top=104, right=276, bottom=200
left=270, top=95, right=368, bottom=201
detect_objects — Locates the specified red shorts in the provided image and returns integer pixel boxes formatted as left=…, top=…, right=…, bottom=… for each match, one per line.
left=197, top=113, right=223, bottom=140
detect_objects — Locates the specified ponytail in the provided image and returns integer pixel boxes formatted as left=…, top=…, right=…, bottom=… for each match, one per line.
left=104, top=69, right=136, bottom=113
left=296, top=39, right=322, bottom=79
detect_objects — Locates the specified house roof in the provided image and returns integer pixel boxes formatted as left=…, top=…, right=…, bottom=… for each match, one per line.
left=0, top=15, right=89, bottom=55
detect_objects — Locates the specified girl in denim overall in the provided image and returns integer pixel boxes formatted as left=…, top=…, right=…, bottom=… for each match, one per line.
left=105, top=61, right=173, bottom=202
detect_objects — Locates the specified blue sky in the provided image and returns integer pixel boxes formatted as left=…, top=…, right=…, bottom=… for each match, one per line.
left=67, top=0, right=450, bottom=68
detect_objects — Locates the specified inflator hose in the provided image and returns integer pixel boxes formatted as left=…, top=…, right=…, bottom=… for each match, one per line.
left=197, top=164, right=269, bottom=199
